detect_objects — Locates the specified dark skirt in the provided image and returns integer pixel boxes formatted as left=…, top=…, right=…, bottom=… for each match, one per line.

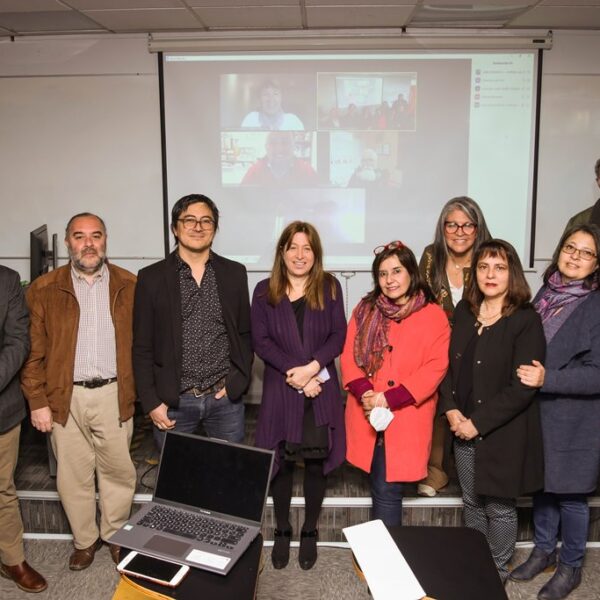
left=283, top=396, right=328, bottom=461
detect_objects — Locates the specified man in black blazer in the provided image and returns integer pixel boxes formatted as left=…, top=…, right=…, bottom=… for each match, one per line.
left=0, top=265, right=46, bottom=593
left=133, top=194, right=252, bottom=449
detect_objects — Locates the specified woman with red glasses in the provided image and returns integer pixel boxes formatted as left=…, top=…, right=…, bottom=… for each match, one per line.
left=418, top=196, right=491, bottom=498
left=341, top=241, right=450, bottom=526
left=510, top=224, right=600, bottom=600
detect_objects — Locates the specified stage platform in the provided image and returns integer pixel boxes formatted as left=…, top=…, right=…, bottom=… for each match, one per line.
left=14, top=404, right=600, bottom=543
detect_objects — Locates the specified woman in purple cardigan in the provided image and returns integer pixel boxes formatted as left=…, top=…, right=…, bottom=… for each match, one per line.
left=251, top=221, right=346, bottom=572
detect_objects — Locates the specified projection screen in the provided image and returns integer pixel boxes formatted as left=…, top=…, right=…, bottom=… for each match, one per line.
left=163, top=50, right=538, bottom=269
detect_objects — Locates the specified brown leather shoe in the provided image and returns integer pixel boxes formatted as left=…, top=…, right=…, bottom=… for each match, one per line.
left=0, top=561, right=48, bottom=593
left=108, top=543, right=121, bottom=565
left=69, top=538, right=102, bottom=571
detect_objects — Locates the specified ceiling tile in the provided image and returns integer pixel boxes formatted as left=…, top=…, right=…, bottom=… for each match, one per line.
left=409, top=2, right=527, bottom=25
left=0, top=0, right=67, bottom=12
left=83, top=8, right=203, bottom=30
left=0, top=11, right=103, bottom=32
left=509, top=6, right=600, bottom=26
left=67, top=0, right=184, bottom=8
left=541, top=0, right=600, bottom=5
left=189, top=0, right=297, bottom=6
left=306, top=5, right=413, bottom=27
left=192, top=6, right=302, bottom=27
left=421, top=0, right=534, bottom=6
left=305, top=0, right=416, bottom=5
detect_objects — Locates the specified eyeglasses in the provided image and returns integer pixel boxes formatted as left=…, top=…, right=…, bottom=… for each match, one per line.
left=444, top=221, right=477, bottom=235
left=178, top=216, right=215, bottom=231
left=374, top=240, right=404, bottom=255
left=561, top=242, right=597, bottom=261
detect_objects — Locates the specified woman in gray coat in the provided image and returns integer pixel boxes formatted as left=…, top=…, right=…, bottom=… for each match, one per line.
left=511, top=224, right=600, bottom=600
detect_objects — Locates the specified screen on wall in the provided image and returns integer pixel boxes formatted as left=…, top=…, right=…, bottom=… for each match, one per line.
left=163, top=50, right=538, bottom=268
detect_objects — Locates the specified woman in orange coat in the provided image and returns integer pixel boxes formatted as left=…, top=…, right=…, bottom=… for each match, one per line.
left=341, top=241, right=450, bottom=526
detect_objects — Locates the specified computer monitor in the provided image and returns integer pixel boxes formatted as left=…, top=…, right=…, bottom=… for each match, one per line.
left=30, top=225, right=58, bottom=282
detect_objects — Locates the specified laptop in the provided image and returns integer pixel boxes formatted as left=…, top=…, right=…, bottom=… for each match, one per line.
left=109, top=431, right=274, bottom=575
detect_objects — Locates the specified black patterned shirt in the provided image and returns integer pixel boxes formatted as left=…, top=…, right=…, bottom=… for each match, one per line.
left=177, top=253, right=229, bottom=393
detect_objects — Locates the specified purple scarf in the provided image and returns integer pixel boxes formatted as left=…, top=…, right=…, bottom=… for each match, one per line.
left=535, top=271, right=597, bottom=342
left=353, top=291, right=427, bottom=376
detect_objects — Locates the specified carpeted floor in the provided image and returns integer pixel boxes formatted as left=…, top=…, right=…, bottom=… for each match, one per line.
left=1, top=541, right=599, bottom=599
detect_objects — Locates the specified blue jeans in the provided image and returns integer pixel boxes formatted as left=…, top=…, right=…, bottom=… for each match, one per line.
left=369, top=440, right=404, bottom=527
left=533, top=491, right=589, bottom=567
left=153, top=392, right=245, bottom=452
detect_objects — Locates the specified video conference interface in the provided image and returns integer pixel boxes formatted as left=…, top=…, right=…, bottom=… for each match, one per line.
left=164, top=52, right=537, bottom=267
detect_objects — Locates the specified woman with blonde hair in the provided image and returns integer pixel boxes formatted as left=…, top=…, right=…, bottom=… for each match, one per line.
left=251, top=221, right=346, bottom=571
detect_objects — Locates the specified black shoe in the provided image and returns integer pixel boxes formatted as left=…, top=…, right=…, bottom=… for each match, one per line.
left=510, top=547, right=557, bottom=582
left=537, top=564, right=582, bottom=600
left=299, top=529, right=318, bottom=570
left=271, top=529, right=292, bottom=569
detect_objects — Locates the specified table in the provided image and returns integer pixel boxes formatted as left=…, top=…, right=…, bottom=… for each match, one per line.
left=389, top=526, right=508, bottom=600
left=112, top=535, right=263, bottom=600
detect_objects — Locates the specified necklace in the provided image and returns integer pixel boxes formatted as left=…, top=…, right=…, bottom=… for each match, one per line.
left=478, top=310, right=502, bottom=322
left=478, top=302, right=502, bottom=324
left=448, top=254, right=470, bottom=271
left=453, top=260, right=468, bottom=270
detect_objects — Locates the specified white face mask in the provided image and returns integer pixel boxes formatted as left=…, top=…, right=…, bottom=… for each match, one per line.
left=369, top=406, right=394, bottom=432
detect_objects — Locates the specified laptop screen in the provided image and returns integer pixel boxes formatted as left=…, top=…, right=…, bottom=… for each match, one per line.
left=154, top=432, right=274, bottom=523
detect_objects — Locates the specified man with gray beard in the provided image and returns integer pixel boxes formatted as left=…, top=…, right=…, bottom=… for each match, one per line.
left=21, top=213, right=136, bottom=570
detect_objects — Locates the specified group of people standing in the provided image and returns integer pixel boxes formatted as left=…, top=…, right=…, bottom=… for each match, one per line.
left=251, top=190, right=600, bottom=600
left=0, top=185, right=598, bottom=599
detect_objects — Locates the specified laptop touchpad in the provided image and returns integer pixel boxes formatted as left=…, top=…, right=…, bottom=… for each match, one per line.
left=144, top=535, right=191, bottom=557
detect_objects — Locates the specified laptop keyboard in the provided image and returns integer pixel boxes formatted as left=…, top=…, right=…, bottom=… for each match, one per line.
left=138, top=505, right=248, bottom=550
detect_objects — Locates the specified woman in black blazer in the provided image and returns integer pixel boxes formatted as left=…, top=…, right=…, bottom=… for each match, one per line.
left=438, top=239, right=546, bottom=582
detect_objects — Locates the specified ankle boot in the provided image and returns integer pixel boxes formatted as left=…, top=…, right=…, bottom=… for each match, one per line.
left=271, top=528, right=292, bottom=569
left=537, top=564, right=582, bottom=600
left=299, top=529, right=318, bottom=570
left=510, top=547, right=557, bottom=582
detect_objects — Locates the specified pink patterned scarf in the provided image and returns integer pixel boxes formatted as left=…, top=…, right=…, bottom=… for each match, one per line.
left=353, top=291, right=427, bottom=376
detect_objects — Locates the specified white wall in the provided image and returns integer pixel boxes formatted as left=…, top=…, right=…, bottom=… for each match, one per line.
left=0, top=35, right=164, bottom=279
left=536, top=30, right=600, bottom=261
left=1, top=30, right=599, bottom=313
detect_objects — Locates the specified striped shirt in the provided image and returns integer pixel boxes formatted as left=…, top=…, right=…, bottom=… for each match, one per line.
left=72, top=263, right=117, bottom=381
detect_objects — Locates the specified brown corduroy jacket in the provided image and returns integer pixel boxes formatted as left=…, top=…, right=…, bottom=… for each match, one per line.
left=21, top=263, right=136, bottom=425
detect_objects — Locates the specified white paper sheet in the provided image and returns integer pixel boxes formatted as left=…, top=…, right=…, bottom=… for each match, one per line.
left=343, top=520, right=426, bottom=600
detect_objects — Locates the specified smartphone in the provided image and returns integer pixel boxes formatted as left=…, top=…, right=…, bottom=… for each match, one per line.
left=117, top=551, right=189, bottom=588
